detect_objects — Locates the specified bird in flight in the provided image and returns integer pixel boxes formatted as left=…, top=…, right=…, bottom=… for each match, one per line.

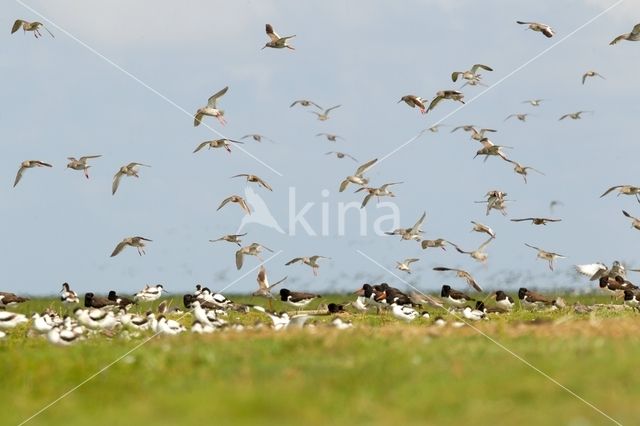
left=582, top=71, right=605, bottom=85
left=609, top=23, right=640, bottom=45
left=194, top=86, right=228, bottom=126
left=13, top=160, right=52, bottom=187
left=11, top=19, right=54, bottom=38
left=398, top=95, right=428, bottom=114
left=516, top=20, right=555, bottom=38
left=112, top=162, right=150, bottom=195
left=310, top=105, right=341, bottom=121
left=66, top=155, right=102, bottom=179
left=262, top=24, right=296, bottom=50
left=111, top=236, right=152, bottom=257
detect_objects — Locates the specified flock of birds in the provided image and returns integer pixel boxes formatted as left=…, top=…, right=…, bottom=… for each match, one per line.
left=5, top=17, right=640, bottom=344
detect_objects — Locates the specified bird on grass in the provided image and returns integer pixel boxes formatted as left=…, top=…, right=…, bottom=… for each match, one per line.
left=518, top=288, right=555, bottom=309
left=60, top=283, right=79, bottom=304
left=279, top=288, right=320, bottom=308
left=440, top=284, right=474, bottom=307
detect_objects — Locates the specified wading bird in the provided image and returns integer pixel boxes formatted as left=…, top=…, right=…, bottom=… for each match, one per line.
left=112, top=162, right=150, bottom=195
left=262, top=24, right=295, bottom=50
left=194, top=86, right=228, bottom=126
left=111, top=236, right=152, bottom=257
left=11, top=19, right=54, bottom=38
left=67, top=155, right=102, bottom=179
left=13, top=160, right=52, bottom=187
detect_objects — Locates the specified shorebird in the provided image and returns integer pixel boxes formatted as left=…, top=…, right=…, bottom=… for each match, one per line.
left=156, top=315, right=185, bottom=335
left=582, top=71, right=605, bottom=85
left=110, top=236, right=152, bottom=257
left=609, top=23, right=640, bottom=45
left=285, top=255, right=330, bottom=276
left=522, top=99, right=544, bottom=106
left=339, top=158, right=377, bottom=192
left=389, top=300, right=419, bottom=322
left=450, top=124, right=477, bottom=133
left=325, top=151, right=357, bottom=162
left=279, top=288, right=320, bottom=308
left=576, top=261, right=626, bottom=282
left=13, top=160, right=52, bottom=187
left=440, top=284, right=474, bottom=307
left=194, top=86, right=228, bottom=126
left=84, top=292, right=117, bottom=309
left=231, top=174, right=272, bottom=191
left=47, top=327, right=81, bottom=346
left=524, top=243, right=565, bottom=271
left=463, top=304, right=487, bottom=321
left=470, top=221, right=495, bottom=238
left=516, top=21, right=555, bottom=38
left=316, top=133, right=344, bottom=142
left=600, top=185, right=640, bottom=201
left=235, top=243, right=273, bottom=270
left=60, top=283, right=79, bottom=304
left=355, top=182, right=403, bottom=208
left=385, top=211, right=427, bottom=241
left=451, top=64, right=493, bottom=82
left=433, top=267, right=482, bottom=292
left=511, top=217, right=561, bottom=225
left=241, top=134, right=275, bottom=143
left=11, top=19, right=54, bottom=38
left=474, top=138, right=511, bottom=162
left=108, top=291, right=135, bottom=310
left=504, top=113, right=530, bottom=122
left=66, top=155, right=101, bottom=179
left=253, top=266, right=287, bottom=299
left=492, top=291, right=515, bottom=310
left=398, top=95, right=428, bottom=113
left=0, top=292, right=29, bottom=307
left=450, top=238, right=493, bottom=263
left=505, top=159, right=544, bottom=184
left=209, top=233, right=247, bottom=246
left=193, top=138, right=243, bottom=153
left=396, top=258, right=419, bottom=274
left=310, top=105, right=341, bottom=121
left=112, top=162, right=150, bottom=195
left=427, top=90, right=465, bottom=112
left=217, top=195, right=251, bottom=215
left=559, top=111, right=591, bottom=120
left=290, top=99, right=322, bottom=109
left=421, top=238, right=451, bottom=250
left=423, top=124, right=444, bottom=133
left=478, top=189, right=509, bottom=216
left=622, top=210, right=640, bottom=230
left=469, top=128, right=497, bottom=141
left=624, top=290, right=640, bottom=308
left=134, top=284, right=166, bottom=302
left=263, top=24, right=295, bottom=50
left=518, top=288, right=554, bottom=309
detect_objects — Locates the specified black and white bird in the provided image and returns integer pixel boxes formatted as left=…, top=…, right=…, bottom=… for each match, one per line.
left=60, top=283, right=79, bottom=304
left=279, top=288, right=320, bottom=308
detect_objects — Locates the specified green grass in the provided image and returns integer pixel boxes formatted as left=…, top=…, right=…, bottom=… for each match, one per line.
left=1, top=294, right=637, bottom=425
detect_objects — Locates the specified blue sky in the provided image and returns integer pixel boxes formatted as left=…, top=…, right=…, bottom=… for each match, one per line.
left=2, top=0, right=639, bottom=296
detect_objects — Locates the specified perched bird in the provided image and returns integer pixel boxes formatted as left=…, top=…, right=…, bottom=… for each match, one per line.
left=112, top=162, right=150, bottom=195
left=427, top=90, right=465, bottom=112
left=231, top=174, right=272, bottom=191
left=421, top=238, right=451, bottom=250
left=522, top=99, right=544, bottom=106
left=524, top=243, right=565, bottom=271
left=451, top=64, right=493, bottom=82
left=253, top=266, right=287, bottom=298
left=504, top=113, right=530, bottom=122
left=60, top=283, right=79, bottom=304
left=559, top=111, right=591, bottom=121
left=0, top=292, right=29, bottom=307
left=209, top=233, right=247, bottom=246
left=433, top=267, right=482, bottom=292
left=440, top=284, right=474, bottom=307
left=290, top=99, right=322, bottom=109
left=235, top=243, right=273, bottom=270
left=279, top=288, right=320, bottom=308
left=450, top=238, right=494, bottom=263
left=325, top=151, right=357, bottom=162
left=285, top=255, right=330, bottom=276
left=505, top=159, right=544, bottom=184
left=492, top=291, right=515, bottom=310
left=398, top=95, right=428, bottom=113
left=217, top=195, right=251, bottom=215
left=193, top=138, right=243, bottom=154
left=622, top=210, right=640, bottom=230
left=66, top=155, right=101, bottom=179
left=111, top=236, right=152, bottom=257
left=310, top=105, right=341, bottom=121
left=516, top=21, right=555, bottom=38
left=609, top=23, right=640, bottom=45
left=134, top=284, right=166, bottom=302
left=84, top=292, right=117, bottom=309
left=582, top=71, right=605, bottom=85
left=396, top=258, right=420, bottom=274
left=385, top=211, right=427, bottom=241
left=355, top=182, right=402, bottom=208
left=263, top=24, right=296, bottom=50
left=11, top=19, right=54, bottom=38
left=13, top=160, right=52, bottom=187
left=511, top=217, right=561, bottom=225
left=316, top=133, right=344, bottom=142
left=470, top=221, right=495, bottom=238
left=194, top=86, right=228, bottom=126
left=339, top=158, right=377, bottom=192
left=600, top=185, right=640, bottom=201
left=518, top=287, right=554, bottom=309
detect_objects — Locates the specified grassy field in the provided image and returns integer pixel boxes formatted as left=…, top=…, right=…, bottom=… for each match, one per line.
left=1, top=294, right=637, bottom=426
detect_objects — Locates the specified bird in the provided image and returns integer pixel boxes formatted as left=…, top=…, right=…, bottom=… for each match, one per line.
left=524, top=243, right=565, bottom=271
left=575, top=261, right=626, bottom=282
left=396, top=258, right=420, bottom=274
left=217, top=195, right=251, bottom=215
left=474, top=138, right=511, bottom=162
left=209, top=233, right=247, bottom=246
left=355, top=182, right=403, bottom=208
left=253, top=266, right=287, bottom=299
left=84, top=292, right=117, bottom=309
left=47, top=326, right=81, bottom=346
left=316, top=133, right=344, bottom=142
left=421, top=238, right=451, bottom=250
left=522, top=99, right=544, bottom=106
left=504, top=113, right=530, bottom=122
left=194, top=86, right=228, bottom=126
left=470, top=221, right=495, bottom=238
left=60, top=283, right=79, bottom=304
left=398, top=95, right=428, bottom=113
left=339, top=158, right=377, bottom=192
left=325, top=151, right=357, bottom=162
left=516, top=21, right=555, bottom=38
left=241, top=134, right=275, bottom=143
left=112, top=162, right=150, bottom=195
left=389, top=300, right=419, bottom=322
left=279, top=288, right=320, bottom=308
left=156, top=315, right=186, bottom=335
left=469, top=128, right=497, bottom=141
left=582, top=71, right=605, bottom=85
left=433, top=267, right=482, bottom=292
left=440, top=284, right=474, bottom=307
left=66, top=155, right=101, bottom=179
left=549, top=200, right=563, bottom=213
left=231, top=174, right=272, bottom=191
left=310, top=105, right=341, bottom=121
left=623, top=290, right=640, bottom=308
left=600, top=185, right=640, bottom=201
left=450, top=237, right=494, bottom=263
left=462, top=305, right=486, bottom=321
left=511, top=217, right=561, bottom=225
left=134, top=284, right=166, bottom=302
left=0, top=292, right=29, bottom=307
left=622, top=210, right=640, bottom=230
left=492, top=291, right=515, bottom=310
left=285, top=256, right=330, bottom=276
left=479, top=189, right=509, bottom=216
left=235, top=243, right=273, bottom=270
left=505, top=160, right=544, bottom=184
left=385, top=211, right=427, bottom=241
left=11, top=19, right=54, bottom=38
left=518, top=288, right=554, bottom=309
left=559, top=111, right=591, bottom=120
left=263, top=24, right=295, bottom=50
left=451, top=64, right=493, bottom=82
left=609, top=23, right=640, bottom=45
left=290, top=99, right=322, bottom=109
left=427, top=90, right=465, bottom=112
left=13, top=160, right=52, bottom=187
left=107, top=291, right=135, bottom=310
left=193, top=138, right=243, bottom=154
left=110, top=236, right=152, bottom=257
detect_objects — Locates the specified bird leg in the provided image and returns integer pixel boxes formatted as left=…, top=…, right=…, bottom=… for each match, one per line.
left=216, top=116, right=227, bottom=125
left=84, top=168, right=90, bottom=179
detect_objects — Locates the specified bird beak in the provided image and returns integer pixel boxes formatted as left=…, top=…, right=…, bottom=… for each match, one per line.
left=261, top=45, right=266, bottom=50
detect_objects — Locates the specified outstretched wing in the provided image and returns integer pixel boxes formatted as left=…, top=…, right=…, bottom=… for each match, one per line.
left=193, top=141, right=210, bottom=153
left=112, top=170, right=124, bottom=195
left=110, top=241, right=127, bottom=257
left=471, top=64, right=493, bottom=73
left=355, top=158, right=378, bottom=175
left=265, top=24, right=280, bottom=41
left=207, top=86, right=229, bottom=108
left=13, top=166, right=25, bottom=187
left=361, top=193, right=373, bottom=208
left=235, top=249, right=244, bottom=270
left=524, top=243, right=541, bottom=252
left=11, top=20, right=24, bottom=34
left=217, top=196, right=233, bottom=211
left=285, top=258, right=303, bottom=266
left=324, top=105, right=341, bottom=114
left=600, top=185, right=622, bottom=198
left=411, top=211, right=427, bottom=231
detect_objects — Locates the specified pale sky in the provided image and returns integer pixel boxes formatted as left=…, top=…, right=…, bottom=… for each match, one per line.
left=2, top=0, right=640, bottom=296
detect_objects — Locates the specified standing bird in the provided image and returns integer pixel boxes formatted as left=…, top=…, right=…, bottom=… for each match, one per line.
left=396, top=258, right=420, bottom=274
left=13, top=160, right=52, bottom=187
left=398, top=95, right=428, bottom=114
left=433, top=267, right=482, bottom=292
left=582, top=71, right=605, bottom=85
left=524, top=243, right=565, bottom=271
left=310, top=105, right=341, bottom=121
left=194, top=86, right=229, bottom=126
left=112, top=162, right=150, bottom=195
left=60, top=283, right=79, bottom=304
left=11, top=19, right=54, bottom=38
left=339, top=158, right=377, bottom=192
left=262, top=24, right=296, bottom=50
left=110, top=236, right=152, bottom=257
left=66, top=155, right=102, bottom=179
left=217, top=195, right=251, bottom=215
left=516, top=21, right=555, bottom=38
left=285, top=256, right=330, bottom=276
left=0, top=292, right=29, bottom=307
left=609, top=23, right=640, bottom=45
left=134, top=284, right=166, bottom=302
left=279, top=289, right=320, bottom=308
left=231, top=174, right=272, bottom=191
left=235, top=243, right=273, bottom=270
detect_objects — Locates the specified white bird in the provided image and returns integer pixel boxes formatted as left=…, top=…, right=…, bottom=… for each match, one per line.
left=194, top=86, right=228, bottom=126
left=339, top=158, right=377, bottom=192
left=396, top=258, right=420, bottom=274
left=134, top=284, right=166, bottom=302
left=156, top=316, right=185, bottom=335
left=60, top=282, right=80, bottom=304
left=47, top=327, right=81, bottom=346
left=0, top=311, right=28, bottom=329
left=389, top=302, right=418, bottom=322
left=462, top=306, right=486, bottom=321
left=516, top=20, right=555, bottom=38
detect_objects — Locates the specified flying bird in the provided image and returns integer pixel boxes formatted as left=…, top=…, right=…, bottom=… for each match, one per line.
left=310, top=105, right=341, bottom=121
left=13, top=160, right=52, bottom=187
left=316, top=133, right=344, bottom=142
left=582, top=71, right=605, bottom=85
left=11, top=19, right=54, bottom=38
left=263, top=24, right=296, bottom=50
left=609, top=23, right=640, bottom=45
left=522, top=99, right=544, bottom=106
left=524, top=243, right=565, bottom=271
left=504, top=113, right=530, bottom=122
left=398, top=95, right=428, bottom=114
left=450, top=238, right=494, bottom=263
left=559, top=111, right=592, bottom=120
left=600, top=185, right=640, bottom=201
left=427, top=90, right=465, bottom=112
left=325, top=151, right=357, bottom=162
left=290, top=99, right=322, bottom=109
left=253, top=266, right=287, bottom=299
left=111, top=236, right=152, bottom=257
left=241, top=134, right=275, bottom=143
left=385, top=211, right=427, bottom=241
left=511, top=217, right=562, bottom=225
left=451, top=64, right=493, bottom=82
left=516, top=21, right=555, bottom=38
left=339, top=158, right=377, bottom=192
left=420, top=238, right=451, bottom=250
left=209, top=233, right=247, bottom=246
left=433, top=267, right=482, bottom=292
left=66, top=155, right=101, bottom=179
left=505, top=159, right=544, bottom=184
left=194, top=86, right=228, bottom=126
left=396, top=258, right=420, bottom=274
left=470, top=221, right=496, bottom=238
left=622, top=210, right=640, bottom=230
left=112, top=162, right=150, bottom=195
left=355, top=182, right=403, bottom=208
left=285, top=255, right=330, bottom=276
left=193, top=138, right=243, bottom=154
left=231, top=174, right=272, bottom=191
left=235, top=243, right=273, bottom=270
left=217, top=195, right=251, bottom=215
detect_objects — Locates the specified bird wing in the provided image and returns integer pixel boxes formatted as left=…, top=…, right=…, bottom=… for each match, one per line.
left=207, top=86, right=229, bottom=108
left=13, top=166, right=26, bottom=187
left=194, top=110, right=204, bottom=126
left=451, top=72, right=461, bottom=82
left=558, top=114, right=569, bottom=121
left=111, top=170, right=124, bottom=195
left=193, top=141, right=210, bottom=153
left=128, top=162, right=150, bottom=168
left=600, top=185, right=622, bottom=198
left=355, top=158, right=377, bottom=175
left=504, top=114, right=516, bottom=121
left=235, top=249, right=244, bottom=270
left=471, top=64, right=493, bottom=73
left=34, top=160, right=52, bottom=167
left=339, top=179, right=350, bottom=192
left=324, top=105, right=341, bottom=114
left=380, top=182, right=403, bottom=190
left=231, top=174, right=249, bottom=179
left=285, top=258, right=303, bottom=266
left=256, top=176, right=273, bottom=191
left=478, top=237, right=493, bottom=251
left=516, top=21, right=534, bottom=25
left=524, top=243, right=541, bottom=252
left=238, top=198, right=251, bottom=215
left=79, top=155, right=102, bottom=161
left=217, top=196, right=233, bottom=210
left=411, top=211, right=427, bottom=232
left=427, top=96, right=442, bottom=112
left=110, top=241, right=128, bottom=257
left=265, top=24, right=280, bottom=41
left=433, top=267, right=454, bottom=272
left=575, top=263, right=606, bottom=278
left=11, top=20, right=24, bottom=34
left=582, top=73, right=589, bottom=85
left=343, top=153, right=358, bottom=161
left=510, top=218, right=532, bottom=222
left=310, top=255, right=329, bottom=262
left=405, top=258, right=420, bottom=265
left=361, top=193, right=373, bottom=208
left=623, top=210, right=639, bottom=221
